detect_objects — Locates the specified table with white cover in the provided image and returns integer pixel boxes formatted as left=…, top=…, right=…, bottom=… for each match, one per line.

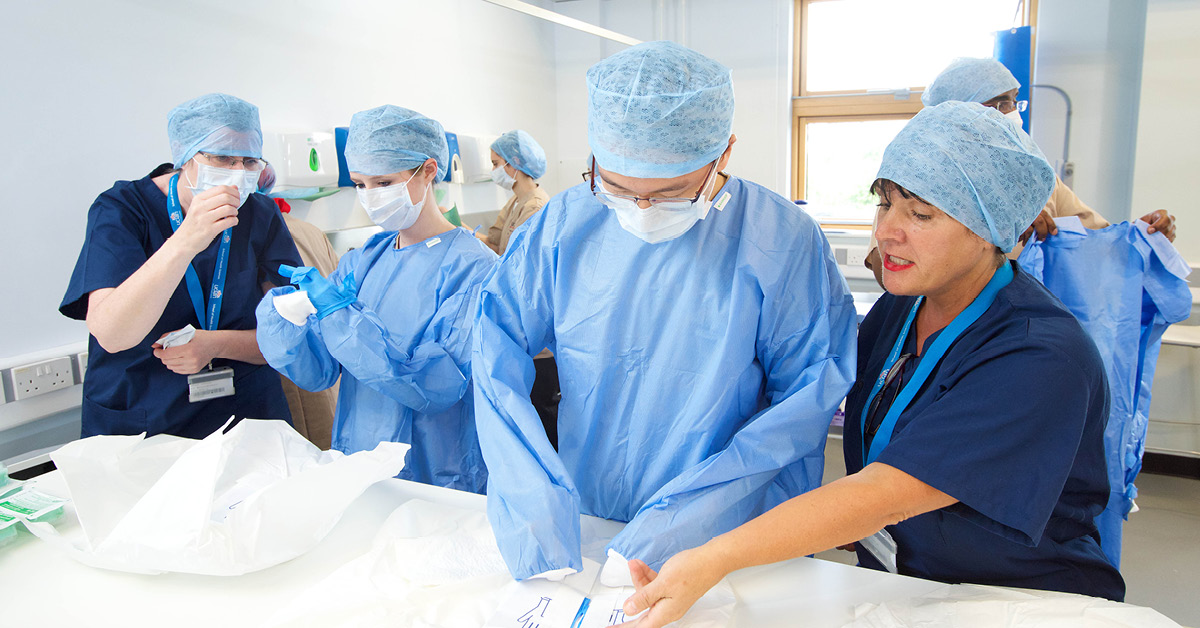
left=0, top=471, right=1178, bottom=627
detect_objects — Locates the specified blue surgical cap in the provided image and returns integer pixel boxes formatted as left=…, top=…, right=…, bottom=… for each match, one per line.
left=345, top=105, right=450, bottom=179
left=587, top=40, right=734, bottom=179
left=922, top=58, right=1020, bottom=107
left=167, top=93, right=263, bottom=169
left=876, top=102, right=1055, bottom=253
left=491, top=130, right=547, bottom=179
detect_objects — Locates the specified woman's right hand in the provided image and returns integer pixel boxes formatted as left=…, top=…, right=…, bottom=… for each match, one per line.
left=171, top=185, right=241, bottom=255
left=619, top=549, right=727, bottom=628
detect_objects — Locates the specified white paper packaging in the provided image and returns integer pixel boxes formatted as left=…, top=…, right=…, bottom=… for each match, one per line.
left=33, top=418, right=408, bottom=576
left=267, top=499, right=735, bottom=628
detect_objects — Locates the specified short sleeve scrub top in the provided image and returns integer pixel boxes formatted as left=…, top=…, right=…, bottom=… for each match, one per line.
left=61, top=173, right=301, bottom=439
left=843, top=261, right=1125, bottom=601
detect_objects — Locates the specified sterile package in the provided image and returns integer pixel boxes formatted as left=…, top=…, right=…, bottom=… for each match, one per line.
left=0, top=485, right=68, bottom=524
left=846, top=583, right=1183, bottom=628
left=28, top=418, right=408, bottom=575
left=267, top=499, right=736, bottom=628
left=157, top=324, right=196, bottom=348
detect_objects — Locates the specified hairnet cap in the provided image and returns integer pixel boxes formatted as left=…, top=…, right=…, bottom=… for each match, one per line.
left=876, top=101, right=1055, bottom=253
left=345, top=105, right=450, bottom=179
left=168, top=93, right=263, bottom=168
left=491, top=130, right=547, bottom=180
left=587, top=40, right=734, bottom=179
left=921, top=57, right=1020, bottom=107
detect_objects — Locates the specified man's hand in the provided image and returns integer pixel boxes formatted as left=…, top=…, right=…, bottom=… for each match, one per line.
left=1139, top=209, right=1176, bottom=242
left=1019, top=209, right=1058, bottom=244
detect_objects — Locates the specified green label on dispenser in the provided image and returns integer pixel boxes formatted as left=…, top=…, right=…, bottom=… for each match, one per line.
left=309, top=148, right=320, bottom=171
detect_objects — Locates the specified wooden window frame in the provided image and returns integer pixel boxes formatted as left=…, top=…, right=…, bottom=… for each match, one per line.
left=792, top=0, right=1038, bottom=212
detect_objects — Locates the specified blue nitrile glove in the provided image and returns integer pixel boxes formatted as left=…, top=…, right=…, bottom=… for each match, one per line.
left=277, top=264, right=356, bottom=319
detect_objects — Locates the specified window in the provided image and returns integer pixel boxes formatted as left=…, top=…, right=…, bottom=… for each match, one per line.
left=794, top=0, right=1036, bottom=224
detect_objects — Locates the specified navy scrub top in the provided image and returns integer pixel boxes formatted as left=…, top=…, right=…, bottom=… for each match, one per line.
left=844, top=262, right=1125, bottom=601
left=61, top=172, right=301, bottom=439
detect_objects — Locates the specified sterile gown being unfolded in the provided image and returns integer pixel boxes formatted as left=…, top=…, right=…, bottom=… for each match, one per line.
left=472, top=177, right=857, bottom=579
left=258, top=227, right=497, bottom=493
left=1018, top=217, right=1191, bottom=567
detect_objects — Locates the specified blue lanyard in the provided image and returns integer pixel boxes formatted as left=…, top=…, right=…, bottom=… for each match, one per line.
left=166, top=174, right=231, bottom=331
left=860, top=261, right=1014, bottom=466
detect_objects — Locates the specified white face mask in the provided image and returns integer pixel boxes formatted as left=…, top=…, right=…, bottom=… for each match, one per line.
left=356, top=174, right=426, bottom=231
left=491, top=165, right=517, bottom=190
left=188, top=162, right=260, bottom=208
left=1004, top=109, right=1024, bottom=125
left=599, top=171, right=718, bottom=244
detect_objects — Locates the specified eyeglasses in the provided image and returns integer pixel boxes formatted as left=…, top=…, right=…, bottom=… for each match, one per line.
left=864, top=353, right=914, bottom=439
left=984, top=99, right=1028, bottom=115
left=588, top=157, right=717, bottom=210
left=196, top=151, right=268, bottom=172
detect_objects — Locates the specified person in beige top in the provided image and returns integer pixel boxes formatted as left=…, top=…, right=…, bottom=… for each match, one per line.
left=866, top=58, right=1176, bottom=287
left=478, top=129, right=562, bottom=448
left=261, top=167, right=339, bottom=450
left=481, top=130, right=551, bottom=255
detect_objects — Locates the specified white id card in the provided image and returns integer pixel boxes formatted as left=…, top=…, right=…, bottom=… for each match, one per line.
left=860, top=528, right=898, bottom=574
left=188, top=367, right=235, bottom=403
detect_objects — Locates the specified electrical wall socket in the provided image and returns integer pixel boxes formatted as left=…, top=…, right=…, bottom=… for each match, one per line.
left=2, top=357, right=76, bottom=401
left=833, top=246, right=869, bottom=268
left=73, top=351, right=89, bottom=384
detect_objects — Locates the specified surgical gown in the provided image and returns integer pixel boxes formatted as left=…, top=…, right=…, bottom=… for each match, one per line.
left=257, top=228, right=497, bottom=493
left=844, top=262, right=1125, bottom=601
left=60, top=174, right=300, bottom=438
left=1019, top=217, right=1191, bottom=567
left=473, top=177, right=857, bottom=579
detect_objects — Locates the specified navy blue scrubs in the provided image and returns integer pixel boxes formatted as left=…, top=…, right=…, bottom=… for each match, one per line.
left=61, top=173, right=301, bottom=439
left=844, top=262, right=1125, bottom=601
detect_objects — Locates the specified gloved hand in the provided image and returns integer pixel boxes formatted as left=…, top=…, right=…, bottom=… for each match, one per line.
left=278, top=264, right=356, bottom=319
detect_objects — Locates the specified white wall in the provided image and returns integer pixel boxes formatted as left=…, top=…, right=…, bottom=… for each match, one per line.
left=0, top=0, right=561, bottom=361
left=1131, top=0, right=1200, bottom=262
left=1031, top=0, right=1148, bottom=225
left=548, top=0, right=794, bottom=199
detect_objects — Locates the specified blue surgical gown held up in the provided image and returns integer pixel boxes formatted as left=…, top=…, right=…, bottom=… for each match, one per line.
left=1019, top=217, right=1191, bottom=568
left=60, top=175, right=300, bottom=439
left=473, top=177, right=857, bottom=579
left=844, top=262, right=1125, bottom=601
left=257, top=228, right=497, bottom=494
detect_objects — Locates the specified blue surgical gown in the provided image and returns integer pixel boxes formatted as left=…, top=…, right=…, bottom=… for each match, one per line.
left=473, top=177, right=857, bottom=579
left=60, top=174, right=300, bottom=439
left=844, top=262, right=1125, bottom=601
left=1018, top=218, right=1191, bottom=567
left=257, top=228, right=497, bottom=494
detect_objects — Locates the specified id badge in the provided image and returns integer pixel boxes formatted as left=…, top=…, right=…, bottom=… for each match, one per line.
left=188, top=367, right=235, bottom=403
left=860, top=528, right=898, bottom=574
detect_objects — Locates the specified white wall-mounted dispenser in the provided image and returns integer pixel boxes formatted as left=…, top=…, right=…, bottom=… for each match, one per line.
left=262, top=131, right=340, bottom=188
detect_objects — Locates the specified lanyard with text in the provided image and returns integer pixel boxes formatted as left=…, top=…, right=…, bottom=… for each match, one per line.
left=860, top=261, right=1014, bottom=467
left=167, top=173, right=231, bottom=331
